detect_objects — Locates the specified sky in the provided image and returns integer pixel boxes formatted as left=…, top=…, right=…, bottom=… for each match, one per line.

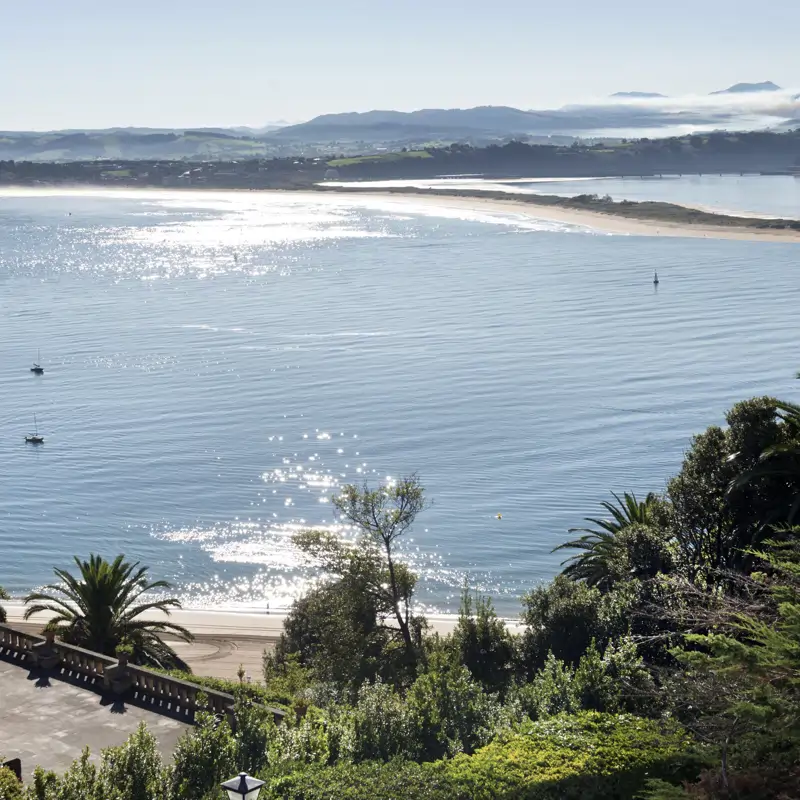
left=1, top=0, right=799, bottom=131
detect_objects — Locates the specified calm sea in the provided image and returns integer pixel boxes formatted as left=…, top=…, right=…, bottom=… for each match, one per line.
left=1, top=184, right=798, bottom=614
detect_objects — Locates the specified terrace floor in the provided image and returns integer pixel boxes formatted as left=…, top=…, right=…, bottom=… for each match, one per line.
left=0, top=657, right=189, bottom=779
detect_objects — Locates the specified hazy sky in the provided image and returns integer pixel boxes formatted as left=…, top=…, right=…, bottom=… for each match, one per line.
left=2, top=0, right=798, bottom=130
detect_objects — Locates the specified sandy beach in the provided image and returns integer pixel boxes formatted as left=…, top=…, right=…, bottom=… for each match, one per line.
left=3, top=603, right=524, bottom=680
left=343, top=190, right=800, bottom=243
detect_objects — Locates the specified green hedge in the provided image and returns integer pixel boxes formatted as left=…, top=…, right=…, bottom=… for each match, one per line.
left=156, top=670, right=294, bottom=710
left=261, top=713, right=705, bottom=800
left=443, top=713, right=702, bottom=800
left=265, top=761, right=451, bottom=800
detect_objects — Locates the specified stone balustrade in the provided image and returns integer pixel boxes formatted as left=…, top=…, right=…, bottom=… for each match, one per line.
left=0, top=624, right=43, bottom=653
left=124, top=664, right=236, bottom=722
left=0, top=623, right=284, bottom=726
left=55, top=641, right=117, bottom=678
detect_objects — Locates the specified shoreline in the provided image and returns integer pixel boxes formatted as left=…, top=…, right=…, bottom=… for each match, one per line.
left=3, top=183, right=800, bottom=242
left=323, top=188, right=800, bottom=243
left=3, top=603, right=525, bottom=679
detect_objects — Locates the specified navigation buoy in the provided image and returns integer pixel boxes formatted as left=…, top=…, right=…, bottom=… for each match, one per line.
left=496, top=514, right=502, bottom=520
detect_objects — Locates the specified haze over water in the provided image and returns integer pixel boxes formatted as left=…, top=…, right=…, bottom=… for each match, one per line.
left=1, top=183, right=798, bottom=614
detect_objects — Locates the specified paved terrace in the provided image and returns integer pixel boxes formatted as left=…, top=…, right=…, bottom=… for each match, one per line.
left=0, top=657, right=189, bottom=779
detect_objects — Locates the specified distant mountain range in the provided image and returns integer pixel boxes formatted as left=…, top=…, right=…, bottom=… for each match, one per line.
left=0, top=82, right=796, bottom=161
left=711, top=81, right=782, bottom=95
left=611, top=83, right=783, bottom=100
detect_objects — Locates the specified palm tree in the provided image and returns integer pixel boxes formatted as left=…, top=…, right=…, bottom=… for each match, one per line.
left=553, top=492, right=660, bottom=591
left=0, top=586, right=9, bottom=623
left=24, top=554, right=193, bottom=670
left=729, top=400, right=800, bottom=523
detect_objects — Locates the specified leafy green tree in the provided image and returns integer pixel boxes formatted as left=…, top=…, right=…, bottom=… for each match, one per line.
left=99, top=723, right=167, bottom=800
left=274, top=566, right=398, bottom=692
left=343, top=680, right=411, bottom=762
left=448, top=589, right=517, bottom=695
left=575, top=636, right=656, bottom=715
left=23, top=767, right=59, bottom=800
left=554, top=492, right=666, bottom=591
left=512, top=651, right=578, bottom=719
left=0, top=766, right=23, bottom=800
left=292, top=476, right=427, bottom=677
left=23, top=555, right=192, bottom=669
left=23, top=749, right=102, bottom=800
left=405, top=650, right=501, bottom=760
left=170, top=711, right=237, bottom=800
left=668, top=398, right=798, bottom=580
left=730, top=399, right=800, bottom=523
left=330, top=475, right=425, bottom=659
left=234, top=698, right=278, bottom=776
left=266, top=708, right=332, bottom=769
left=520, top=575, right=633, bottom=671
left=0, top=586, right=8, bottom=624
left=668, top=538, right=800, bottom=795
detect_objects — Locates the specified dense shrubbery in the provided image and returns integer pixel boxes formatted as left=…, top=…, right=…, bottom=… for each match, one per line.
left=0, top=767, right=23, bottom=800
left=10, top=396, right=800, bottom=799
left=265, top=713, right=700, bottom=800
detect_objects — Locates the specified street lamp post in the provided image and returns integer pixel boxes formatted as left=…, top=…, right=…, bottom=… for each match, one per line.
left=220, top=772, right=265, bottom=800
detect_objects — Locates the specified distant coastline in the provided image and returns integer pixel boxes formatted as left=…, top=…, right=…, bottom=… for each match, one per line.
left=318, top=185, right=800, bottom=242
left=2, top=181, right=799, bottom=242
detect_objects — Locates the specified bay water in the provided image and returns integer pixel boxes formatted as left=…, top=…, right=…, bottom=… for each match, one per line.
left=1, top=184, right=798, bottom=614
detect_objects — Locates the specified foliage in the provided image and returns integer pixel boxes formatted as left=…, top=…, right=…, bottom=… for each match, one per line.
left=22, top=768, right=58, bottom=800
left=327, top=150, right=433, bottom=167
left=445, top=713, right=700, bottom=800
left=555, top=493, right=672, bottom=591
left=263, top=713, right=699, bottom=800
left=730, top=399, right=800, bottom=523
left=285, top=476, right=428, bottom=689
left=403, top=650, right=502, bottom=760
left=636, top=778, right=693, bottom=799
left=0, top=767, right=23, bottom=800
left=157, top=667, right=294, bottom=710
left=22, top=750, right=101, bottom=800
left=266, top=708, right=332, bottom=769
left=448, top=589, right=517, bottom=695
left=169, top=711, right=236, bottom=800
left=511, top=651, right=578, bottom=719
left=233, top=699, right=276, bottom=776
left=341, top=680, right=411, bottom=762
left=669, top=538, right=800, bottom=794
left=261, top=760, right=452, bottom=800
left=520, top=575, right=633, bottom=671
left=99, top=724, right=167, bottom=800
left=273, top=571, right=399, bottom=693
left=510, top=638, right=655, bottom=721
left=23, top=555, right=192, bottom=670
left=668, top=397, right=799, bottom=580
left=115, top=641, right=134, bottom=658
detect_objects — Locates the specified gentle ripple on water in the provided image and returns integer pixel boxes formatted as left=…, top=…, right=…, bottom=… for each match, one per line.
left=0, top=187, right=798, bottom=614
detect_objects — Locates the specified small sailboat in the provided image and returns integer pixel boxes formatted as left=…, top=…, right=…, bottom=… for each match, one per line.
left=25, top=414, right=44, bottom=445
left=653, top=270, right=660, bottom=286
left=30, top=349, right=44, bottom=375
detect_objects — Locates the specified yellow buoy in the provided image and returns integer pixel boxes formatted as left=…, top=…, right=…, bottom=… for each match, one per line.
left=496, top=514, right=502, bottom=520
